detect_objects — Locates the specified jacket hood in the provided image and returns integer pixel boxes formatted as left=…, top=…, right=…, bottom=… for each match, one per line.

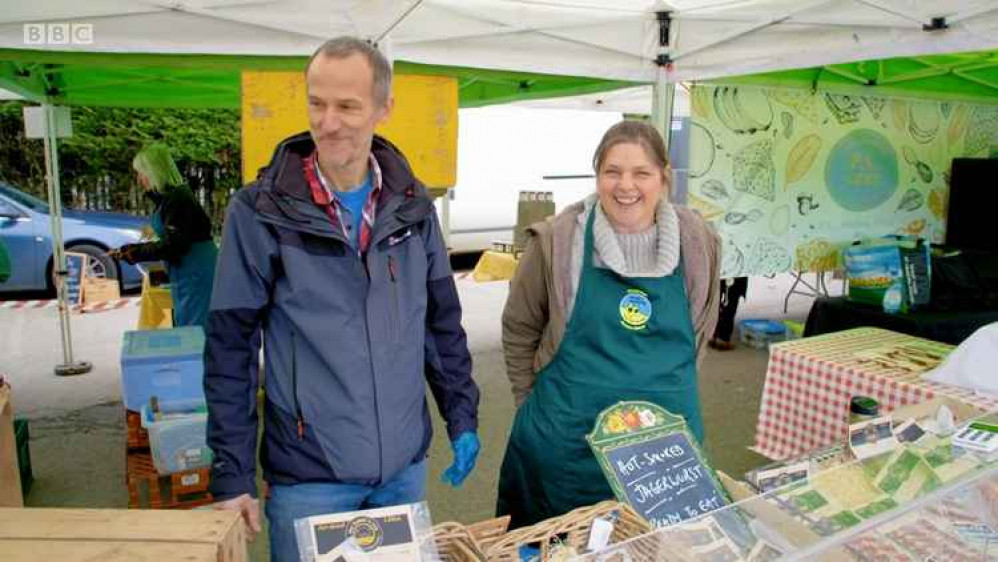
left=249, top=132, right=435, bottom=241
left=256, top=132, right=422, bottom=199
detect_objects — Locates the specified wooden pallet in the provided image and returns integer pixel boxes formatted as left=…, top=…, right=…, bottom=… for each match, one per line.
left=126, top=449, right=213, bottom=509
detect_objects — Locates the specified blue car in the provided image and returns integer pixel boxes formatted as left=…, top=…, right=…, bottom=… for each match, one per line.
left=0, top=182, right=147, bottom=293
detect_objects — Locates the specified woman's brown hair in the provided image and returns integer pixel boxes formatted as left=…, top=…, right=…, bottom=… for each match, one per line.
left=592, top=120, right=670, bottom=174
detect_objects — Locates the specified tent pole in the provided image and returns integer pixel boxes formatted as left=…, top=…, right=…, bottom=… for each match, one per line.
left=42, top=104, right=71, bottom=365
left=42, top=103, right=92, bottom=377
left=652, top=10, right=675, bottom=151
left=651, top=73, right=675, bottom=150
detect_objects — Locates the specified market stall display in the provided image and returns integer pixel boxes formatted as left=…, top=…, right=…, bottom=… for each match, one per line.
left=753, top=327, right=998, bottom=460
left=575, top=408, right=998, bottom=561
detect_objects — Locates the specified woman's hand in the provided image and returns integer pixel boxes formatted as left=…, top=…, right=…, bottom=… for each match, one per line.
left=110, top=244, right=138, bottom=265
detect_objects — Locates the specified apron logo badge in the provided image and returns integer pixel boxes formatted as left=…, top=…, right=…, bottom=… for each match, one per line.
left=619, top=289, right=652, bottom=330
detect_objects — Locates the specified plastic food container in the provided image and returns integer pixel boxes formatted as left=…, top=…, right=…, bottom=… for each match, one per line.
left=141, top=399, right=213, bottom=475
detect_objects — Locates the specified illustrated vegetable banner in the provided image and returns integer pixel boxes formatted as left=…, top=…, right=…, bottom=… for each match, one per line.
left=688, top=84, right=998, bottom=278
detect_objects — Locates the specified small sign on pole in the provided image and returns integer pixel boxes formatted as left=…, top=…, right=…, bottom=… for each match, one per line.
left=587, top=401, right=727, bottom=528
left=63, top=251, right=87, bottom=308
left=23, top=106, right=72, bottom=139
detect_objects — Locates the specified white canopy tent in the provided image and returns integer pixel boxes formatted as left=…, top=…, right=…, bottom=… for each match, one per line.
left=2, top=1, right=996, bottom=83
left=1, top=0, right=996, bottom=374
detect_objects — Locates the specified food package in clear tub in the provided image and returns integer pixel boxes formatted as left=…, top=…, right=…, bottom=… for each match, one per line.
left=294, top=501, right=440, bottom=561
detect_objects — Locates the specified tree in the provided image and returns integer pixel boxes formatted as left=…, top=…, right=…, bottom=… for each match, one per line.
left=0, top=101, right=240, bottom=228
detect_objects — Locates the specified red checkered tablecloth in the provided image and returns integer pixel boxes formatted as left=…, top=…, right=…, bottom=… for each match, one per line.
left=752, top=327, right=998, bottom=460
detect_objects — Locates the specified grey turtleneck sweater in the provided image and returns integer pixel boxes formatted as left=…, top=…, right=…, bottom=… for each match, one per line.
left=566, top=195, right=681, bottom=319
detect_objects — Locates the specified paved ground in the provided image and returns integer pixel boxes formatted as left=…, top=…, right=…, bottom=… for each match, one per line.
left=0, top=272, right=836, bottom=560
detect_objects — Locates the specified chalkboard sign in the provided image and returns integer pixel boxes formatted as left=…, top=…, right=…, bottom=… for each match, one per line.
left=588, top=401, right=727, bottom=528
left=64, top=252, right=88, bottom=306
left=604, top=432, right=726, bottom=527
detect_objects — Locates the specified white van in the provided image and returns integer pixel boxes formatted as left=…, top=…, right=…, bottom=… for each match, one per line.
left=442, top=104, right=691, bottom=254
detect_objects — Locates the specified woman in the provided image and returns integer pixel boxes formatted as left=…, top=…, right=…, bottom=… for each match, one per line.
left=114, top=144, right=217, bottom=327
left=497, top=121, right=721, bottom=528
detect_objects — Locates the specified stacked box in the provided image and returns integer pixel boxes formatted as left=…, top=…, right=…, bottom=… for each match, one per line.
left=120, top=326, right=205, bottom=411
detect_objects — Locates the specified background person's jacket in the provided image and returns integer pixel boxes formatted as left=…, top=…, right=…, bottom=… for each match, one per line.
left=127, top=186, right=214, bottom=264
left=205, top=132, right=479, bottom=500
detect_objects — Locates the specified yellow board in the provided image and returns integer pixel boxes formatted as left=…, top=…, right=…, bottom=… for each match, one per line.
left=137, top=273, right=173, bottom=330
left=241, top=71, right=457, bottom=188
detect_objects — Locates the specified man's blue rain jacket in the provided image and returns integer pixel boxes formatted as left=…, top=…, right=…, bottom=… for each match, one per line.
left=204, top=132, right=479, bottom=500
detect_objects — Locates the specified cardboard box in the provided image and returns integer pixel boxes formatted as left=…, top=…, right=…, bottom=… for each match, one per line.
left=0, top=508, right=247, bottom=562
left=83, top=278, right=120, bottom=304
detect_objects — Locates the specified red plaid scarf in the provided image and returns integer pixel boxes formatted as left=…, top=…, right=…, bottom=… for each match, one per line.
left=303, top=150, right=382, bottom=254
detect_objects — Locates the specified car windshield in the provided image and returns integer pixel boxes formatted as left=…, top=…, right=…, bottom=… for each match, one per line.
left=0, top=183, right=48, bottom=213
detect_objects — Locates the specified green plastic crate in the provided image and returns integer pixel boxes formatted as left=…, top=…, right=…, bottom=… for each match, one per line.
left=14, top=418, right=32, bottom=498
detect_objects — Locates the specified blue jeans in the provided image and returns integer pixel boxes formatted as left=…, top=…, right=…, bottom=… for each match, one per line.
left=265, top=459, right=427, bottom=562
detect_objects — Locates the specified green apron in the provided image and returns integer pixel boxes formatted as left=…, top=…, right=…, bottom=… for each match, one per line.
left=497, top=209, right=702, bottom=528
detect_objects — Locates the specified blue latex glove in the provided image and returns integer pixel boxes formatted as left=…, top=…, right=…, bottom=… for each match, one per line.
left=441, top=431, right=480, bottom=488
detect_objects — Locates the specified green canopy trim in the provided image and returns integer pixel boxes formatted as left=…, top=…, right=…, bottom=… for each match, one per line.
left=0, top=49, right=636, bottom=109
left=710, top=50, right=998, bottom=104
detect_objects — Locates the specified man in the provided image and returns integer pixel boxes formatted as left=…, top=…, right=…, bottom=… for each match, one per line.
left=205, top=37, right=480, bottom=561
left=709, top=276, right=747, bottom=350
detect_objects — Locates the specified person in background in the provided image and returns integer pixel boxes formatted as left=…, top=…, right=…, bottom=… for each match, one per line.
left=112, top=144, right=217, bottom=327
left=710, top=277, right=748, bottom=350
left=204, top=37, right=480, bottom=561
left=497, top=120, right=721, bottom=528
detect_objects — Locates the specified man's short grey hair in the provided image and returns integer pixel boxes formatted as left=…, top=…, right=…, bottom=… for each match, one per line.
left=306, top=36, right=393, bottom=107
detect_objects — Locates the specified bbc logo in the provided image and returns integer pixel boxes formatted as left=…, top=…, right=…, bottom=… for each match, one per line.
left=23, top=23, right=94, bottom=45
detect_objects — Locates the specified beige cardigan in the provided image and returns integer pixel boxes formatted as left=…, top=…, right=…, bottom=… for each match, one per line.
left=501, top=201, right=722, bottom=406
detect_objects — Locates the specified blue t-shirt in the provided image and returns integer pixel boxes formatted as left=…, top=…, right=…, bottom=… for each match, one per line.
left=333, top=171, right=373, bottom=249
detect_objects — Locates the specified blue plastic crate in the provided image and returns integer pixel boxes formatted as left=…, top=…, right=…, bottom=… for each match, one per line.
left=739, top=319, right=788, bottom=349
left=120, top=327, right=205, bottom=411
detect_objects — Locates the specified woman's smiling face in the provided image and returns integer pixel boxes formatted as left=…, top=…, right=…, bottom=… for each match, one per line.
left=596, top=142, right=668, bottom=234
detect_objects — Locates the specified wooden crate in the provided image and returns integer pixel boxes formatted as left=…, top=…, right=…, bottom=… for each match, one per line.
left=126, top=449, right=213, bottom=509
left=0, top=384, right=23, bottom=507
left=0, top=507, right=247, bottom=562
left=125, top=409, right=150, bottom=451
